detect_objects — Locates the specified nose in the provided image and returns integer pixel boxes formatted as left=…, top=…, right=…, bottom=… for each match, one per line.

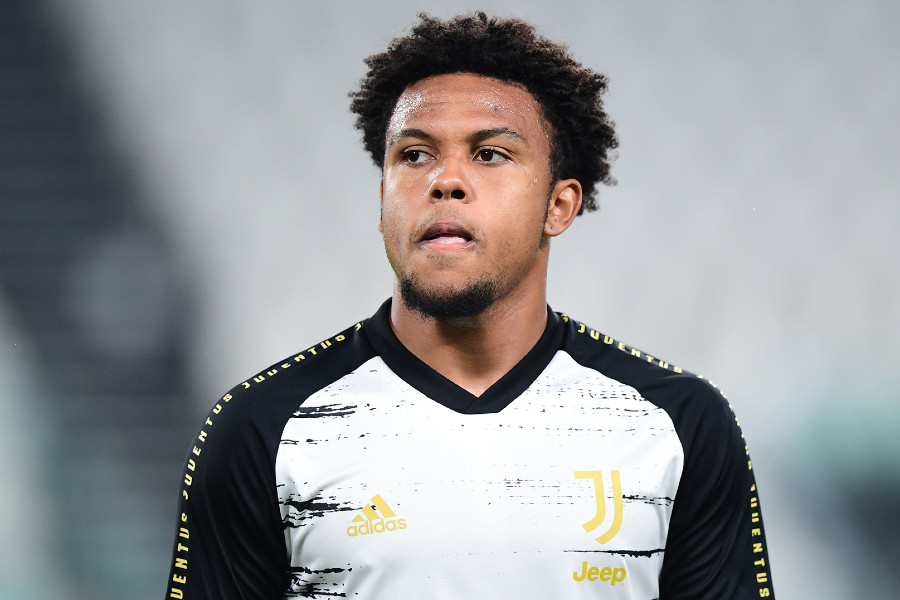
left=431, top=188, right=466, bottom=200
left=428, top=156, right=468, bottom=202
left=432, top=188, right=466, bottom=200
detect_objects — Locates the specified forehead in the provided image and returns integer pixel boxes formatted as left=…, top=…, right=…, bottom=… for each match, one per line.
left=387, top=73, right=550, bottom=143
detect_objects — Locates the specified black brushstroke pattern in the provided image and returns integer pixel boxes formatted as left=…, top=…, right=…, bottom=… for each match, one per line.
left=287, top=583, right=346, bottom=598
left=288, top=566, right=348, bottom=575
left=281, top=493, right=356, bottom=528
left=623, top=494, right=674, bottom=506
left=286, top=565, right=349, bottom=598
left=293, top=403, right=358, bottom=418
left=565, top=547, right=665, bottom=558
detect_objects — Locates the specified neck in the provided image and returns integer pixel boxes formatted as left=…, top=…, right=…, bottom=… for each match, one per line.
left=388, top=276, right=549, bottom=397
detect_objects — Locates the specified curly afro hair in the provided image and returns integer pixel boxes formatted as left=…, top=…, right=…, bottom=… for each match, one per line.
left=349, top=12, right=617, bottom=213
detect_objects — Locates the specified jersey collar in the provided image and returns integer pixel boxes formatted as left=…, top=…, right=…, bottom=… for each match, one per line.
left=363, top=299, right=564, bottom=414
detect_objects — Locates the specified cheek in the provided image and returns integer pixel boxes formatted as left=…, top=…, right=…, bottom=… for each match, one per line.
left=380, top=177, right=416, bottom=224
left=494, top=186, right=549, bottom=231
left=378, top=198, right=408, bottom=246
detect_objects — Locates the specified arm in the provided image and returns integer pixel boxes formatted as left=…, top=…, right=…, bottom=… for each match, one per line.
left=164, top=390, right=289, bottom=599
left=659, top=382, right=774, bottom=599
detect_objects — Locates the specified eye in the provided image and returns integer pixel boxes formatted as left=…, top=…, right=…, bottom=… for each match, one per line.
left=401, top=149, right=431, bottom=164
left=475, top=148, right=509, bottom=163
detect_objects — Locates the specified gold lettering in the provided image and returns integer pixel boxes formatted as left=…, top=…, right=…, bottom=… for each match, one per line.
left=603, top=335, right=614, bottom=344
left=212, top=404, right=222, bottom=414
left=759, top=588, right=771, bottom=597
left=756, top=573, right=769, bottom=583
left=205, top=418, right=213, bottom=426
left=169, top=588, right=184, bottom=599
left=198, top=430, right=207, bottom=443
left=175, top=557, right=188, bottom=570
left=577, top=323, right=586, bottom=334
left=177, top=543, right=188, bottom=553
left=587, top=566, right=600, bottom=581
left=187, top=459, right=196, bottom=472
left=751, top=528, right=762, bottom=537
left=320, top=340, right=332, bottom=349
left=617, top=342, right=627, bottom=351
left=222, top=393, right=232, bottom=402
left=659, top=361, right=669, bottom=369
left=253, top=375, right=265, bottom=383
left=266, top=369, right=278, bottom=377
left=336, top=334, right=346, bottom=341
left=294, top=354, right=305, bottom=362
left=645, top=354, right=655, bottom=363
left=281, top=362, right=291, bottom=369
left=589, top=329, right=600, bottom=340
left=179, top=527, right=189, bottom=539
left=750, top=496, right=758, bottom=508
left=241, top=381, right=250, bottom=388
left=181, top=512, right=187, bottom=523
left=630, top=348, right=641, bottom=357
left=172, top=574, right=186, bottom=585
left=753, top=542, right=763, bottom=553
left=355, top=322, right=362, bottom=330
left=573, top=561, right=588, bottom=581
left=182, top=490, right=189, bottom=500
left=754, top=557, right=766, bottom=567
left=673, top=366, right=683, bottom=373
left=183, top=474, right=192, bottom=486
left=192, top=446, right=201, bottom=456
left=751, top=512, right=760, bottom=523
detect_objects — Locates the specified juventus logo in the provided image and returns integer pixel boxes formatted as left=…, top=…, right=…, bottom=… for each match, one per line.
left=575, top=470, right=623, bottom=544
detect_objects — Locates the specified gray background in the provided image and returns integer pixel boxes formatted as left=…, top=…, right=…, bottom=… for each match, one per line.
left=1, top=0, right=898, bottom=597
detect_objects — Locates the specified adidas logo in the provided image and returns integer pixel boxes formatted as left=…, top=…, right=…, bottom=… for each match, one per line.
left=346, top=494, right=407, bottom=537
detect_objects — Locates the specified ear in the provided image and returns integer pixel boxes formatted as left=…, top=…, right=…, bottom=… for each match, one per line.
left=543, top=179, right=582, bottom=237
left=378, top=179, right=384, bottom=233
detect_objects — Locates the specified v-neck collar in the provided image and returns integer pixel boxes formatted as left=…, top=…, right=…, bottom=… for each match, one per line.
left=363, top=299, right=564, bottom=414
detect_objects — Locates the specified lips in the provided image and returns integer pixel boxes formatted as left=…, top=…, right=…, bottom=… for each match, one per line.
left=418, top=221, right=474, bottom=246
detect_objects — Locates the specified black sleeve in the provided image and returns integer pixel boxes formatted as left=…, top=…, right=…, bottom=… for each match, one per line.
left=163, top=387, right=289, bottom=600
left=658, top=379, right=775, bottom=599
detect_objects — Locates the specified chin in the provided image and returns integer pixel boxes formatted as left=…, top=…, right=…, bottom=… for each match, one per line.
left=399, top=277, right=498, bottom=320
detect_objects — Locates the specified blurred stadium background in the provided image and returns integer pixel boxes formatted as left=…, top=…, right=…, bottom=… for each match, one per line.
left=1, top=0, right=897, bottom=598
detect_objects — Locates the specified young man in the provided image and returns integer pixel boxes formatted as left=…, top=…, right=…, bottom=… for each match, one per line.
left=165, top=13, right=774, bottom=600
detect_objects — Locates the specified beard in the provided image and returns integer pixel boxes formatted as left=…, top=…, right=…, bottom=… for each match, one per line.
left=399, top=275, right=499, bottom=320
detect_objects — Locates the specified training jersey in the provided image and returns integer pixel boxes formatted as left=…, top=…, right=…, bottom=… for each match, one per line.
left=165, top=300, right=774, bottom=599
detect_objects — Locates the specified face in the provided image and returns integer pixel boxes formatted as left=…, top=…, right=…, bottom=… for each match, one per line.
left=379, top=73, right=580, bottom=319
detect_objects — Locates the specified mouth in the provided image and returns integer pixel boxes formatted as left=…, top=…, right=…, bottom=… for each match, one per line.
left=417, top=221, right=475, bottom=249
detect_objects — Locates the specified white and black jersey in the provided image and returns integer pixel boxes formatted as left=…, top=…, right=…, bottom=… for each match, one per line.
left=165, top=300, right=774, bottom=599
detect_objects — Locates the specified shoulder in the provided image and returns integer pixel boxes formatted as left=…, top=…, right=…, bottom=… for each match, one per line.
left=167, top=314, right=384, bottom=598
left=225, top=320, right=371, bottom=404
left=194, top=318, right=379, bottom=466
left=555, top=312, right=740, bottom=448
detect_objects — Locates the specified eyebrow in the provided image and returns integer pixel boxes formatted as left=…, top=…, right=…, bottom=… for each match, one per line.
left=387, top=126, right=526, bottom=148
left=466, top=127, right=525, bottom=144
left=388, top=128, right=434, bottom=148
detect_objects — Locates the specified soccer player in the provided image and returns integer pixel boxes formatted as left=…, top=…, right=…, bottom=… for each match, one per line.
left=165, top=12, right=774, bottom=599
